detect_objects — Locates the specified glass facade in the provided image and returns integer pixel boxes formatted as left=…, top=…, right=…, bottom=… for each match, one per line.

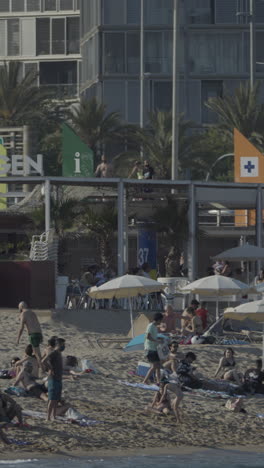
left=79, top=1, right=264, bottom=125
left=0, top=0, right=79, bottom=12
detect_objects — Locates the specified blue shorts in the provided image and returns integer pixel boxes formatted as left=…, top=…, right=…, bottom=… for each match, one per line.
left=48, top=378, right=62, bottom=401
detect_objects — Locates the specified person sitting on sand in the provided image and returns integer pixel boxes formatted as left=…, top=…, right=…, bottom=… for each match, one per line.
left=14, top=361, right=48, bottom=401
left=184, top=308, right=203, bottom=336
left=243, top=359, right=264, bottom=394
left=15, top=344, right=39, bottom=378
left=62, top=355, right=88, bottom=379
left=143, top=312, right=164, bottom=385
left=176, top=352, right=201, bottom=389
left=162, top=342, right=183, bottom=374
left=0, top=391, right=24, bottom=444
left=214, top=348, right=243, bottom=386
left=146, top=377, right=172, bottom=415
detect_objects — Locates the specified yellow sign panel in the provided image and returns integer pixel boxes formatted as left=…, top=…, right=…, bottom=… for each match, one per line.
left=234, top=128, right=264, bottom=226
left=0, top=138, right=7, bottom=210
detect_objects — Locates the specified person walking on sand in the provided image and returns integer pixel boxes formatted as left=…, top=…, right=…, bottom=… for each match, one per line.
left=143, top=312, right=163, bottom=385
left=16, top=302, right=43, bottom=369
left=46, top=338, right=65, bottom=421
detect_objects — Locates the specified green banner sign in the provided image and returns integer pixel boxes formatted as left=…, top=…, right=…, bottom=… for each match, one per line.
left=62, top=124, right=94, bottom=177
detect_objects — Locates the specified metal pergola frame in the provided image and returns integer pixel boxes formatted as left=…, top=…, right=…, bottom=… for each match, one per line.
left=2, top=176, right=263, bottom=280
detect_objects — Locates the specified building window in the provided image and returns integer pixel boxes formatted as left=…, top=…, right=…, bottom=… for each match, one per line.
left=188, top=0, right=214, bottom=24
left=144, top=0, right=173, bottom=26
left=44, top=0, right=56, bottom=10
left=60, top=0, right=73, bottom=9
left=0, top=0, right=10, bottom=12
left=153, top=81, right=172, bottom=111
left=36, top=18, right=50, bottom=55
left=26, top=0, right=40, bottom=10
left=12, top=0, right=25, bottom=12
left=201, top=80, right=223, bottom=123
left=52, top=18, right=65, bottom=54
left=127, top=0, right=140, bottom=24
left=7, top=19, right=20, bottom=56
left=189, top=32, right=243, bottom=75
left=67, top=17, right=79, bottom=53
left=0, top=21, right=7, bottom=56
left=214, top=0, right=237, bottom=24
left=127, top=32, right=140, bottom=74
left=103, top=0, right=125, bottom=25
left=104, top=33, right=125, bottom=74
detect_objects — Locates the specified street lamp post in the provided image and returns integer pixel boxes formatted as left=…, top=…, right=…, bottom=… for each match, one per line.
left=249, top=0, right=256, bottom=90
left=171, top=0, right=180, bottom=180
left=140, top=0, right=144, bottom=160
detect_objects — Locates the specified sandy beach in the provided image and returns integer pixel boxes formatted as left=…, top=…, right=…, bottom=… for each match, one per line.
left=0, top=308, right=264, bottom=457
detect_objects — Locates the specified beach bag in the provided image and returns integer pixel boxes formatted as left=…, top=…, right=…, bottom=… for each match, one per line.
left=0, top=370, right=12, bottom=379
left=157, top=343, right=170, bottom=361
left=81, top=359, right=98, bottom=374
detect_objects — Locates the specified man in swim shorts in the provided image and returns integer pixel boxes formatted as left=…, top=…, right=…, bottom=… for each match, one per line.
left=46, top=338, right=65, bottom=421
left=16, top=301, right=43, bottom=369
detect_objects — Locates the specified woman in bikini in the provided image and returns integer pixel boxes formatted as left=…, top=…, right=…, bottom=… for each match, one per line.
left=214, top=348, right=243, bottom=385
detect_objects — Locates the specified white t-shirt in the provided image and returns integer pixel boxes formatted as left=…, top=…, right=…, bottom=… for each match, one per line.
left=144, top=322, right=158, bottom=351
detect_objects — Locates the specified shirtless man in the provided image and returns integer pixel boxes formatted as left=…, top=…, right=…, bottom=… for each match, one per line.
left=95, top=154, right=113, bottom=178
left=16, top=301, right=43, bottom=368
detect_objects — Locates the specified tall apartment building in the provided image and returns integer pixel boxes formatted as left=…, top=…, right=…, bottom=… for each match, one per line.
left=80, top=0, right=264, bottom=125
left=0, top=0, right=81, bottom=98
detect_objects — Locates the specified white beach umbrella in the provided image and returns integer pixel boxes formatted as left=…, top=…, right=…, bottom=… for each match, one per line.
left=88, top=274, right=164, bottom=337
left=180, top=275, right=251, bottom=320
left=212, top=243, right=264, bottom=283
left=224, top=300, right=264, bottom=362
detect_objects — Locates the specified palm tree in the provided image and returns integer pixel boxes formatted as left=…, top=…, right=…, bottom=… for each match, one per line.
left=205, top=82, right=264, bottom=146
left=0, top=61, right=51, bottom=126
left=78, top=202, right=118, bottom=269
left=69, top=97, right=139, bottom=157
left=144, top=111, right=194, bottom=179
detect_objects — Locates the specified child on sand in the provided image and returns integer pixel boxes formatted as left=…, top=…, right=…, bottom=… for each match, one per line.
left=162, top=342, right=182, bottom=374
left=148, top=378, right=172, bottom=415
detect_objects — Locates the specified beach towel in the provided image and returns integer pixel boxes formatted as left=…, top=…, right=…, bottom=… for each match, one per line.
left=118, top=380, right=159, bottom=391
left=22, top=409, right=100, bottom=427
left=5, top=387, right=28, bottom=397
left=7, top=438, right=32, bottom=446
left=183, top=386, right=245, bottom=399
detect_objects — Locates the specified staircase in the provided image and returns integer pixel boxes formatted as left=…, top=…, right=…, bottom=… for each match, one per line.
left=30, top=230, right=59, bottom=277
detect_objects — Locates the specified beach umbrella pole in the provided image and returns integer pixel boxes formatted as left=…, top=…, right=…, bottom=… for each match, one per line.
left=129, top=297, right=134, bottom=338
left=263, top=323, right=264, bottom=365
left=216, top=297, right=219, bottom=321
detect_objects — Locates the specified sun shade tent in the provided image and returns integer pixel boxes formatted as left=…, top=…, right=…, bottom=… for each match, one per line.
left=88, top=274, right=165, bottom=337
left=123, top=332, right=168, bottom=352
left=212, top=243, right=264, bottom=283
left=180, top=275, right=252, bottom=320
left=224, top=299, right=264, bottom=362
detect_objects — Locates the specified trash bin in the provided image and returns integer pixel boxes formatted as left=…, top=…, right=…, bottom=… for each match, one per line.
left=55, top=276, right=69, bottom=309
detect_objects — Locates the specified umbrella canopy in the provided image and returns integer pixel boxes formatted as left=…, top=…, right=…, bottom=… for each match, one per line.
left=224, top=300, right=264, bottom=362
left=123, top=333, right=168, bottom=353
left=180, top=275, right=251, bottom=320
left=88, top=274, right=164, bottom=338
left=180, top=275, right=250, bottom=296
left=224, top=300, right=264, bottom=322
left=89, top=274, right=164, bottom=299
left=212, top=243, right=264, bottom=261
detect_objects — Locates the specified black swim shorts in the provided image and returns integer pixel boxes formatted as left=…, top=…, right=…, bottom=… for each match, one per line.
left=146, top=351, right=160, bottom=363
